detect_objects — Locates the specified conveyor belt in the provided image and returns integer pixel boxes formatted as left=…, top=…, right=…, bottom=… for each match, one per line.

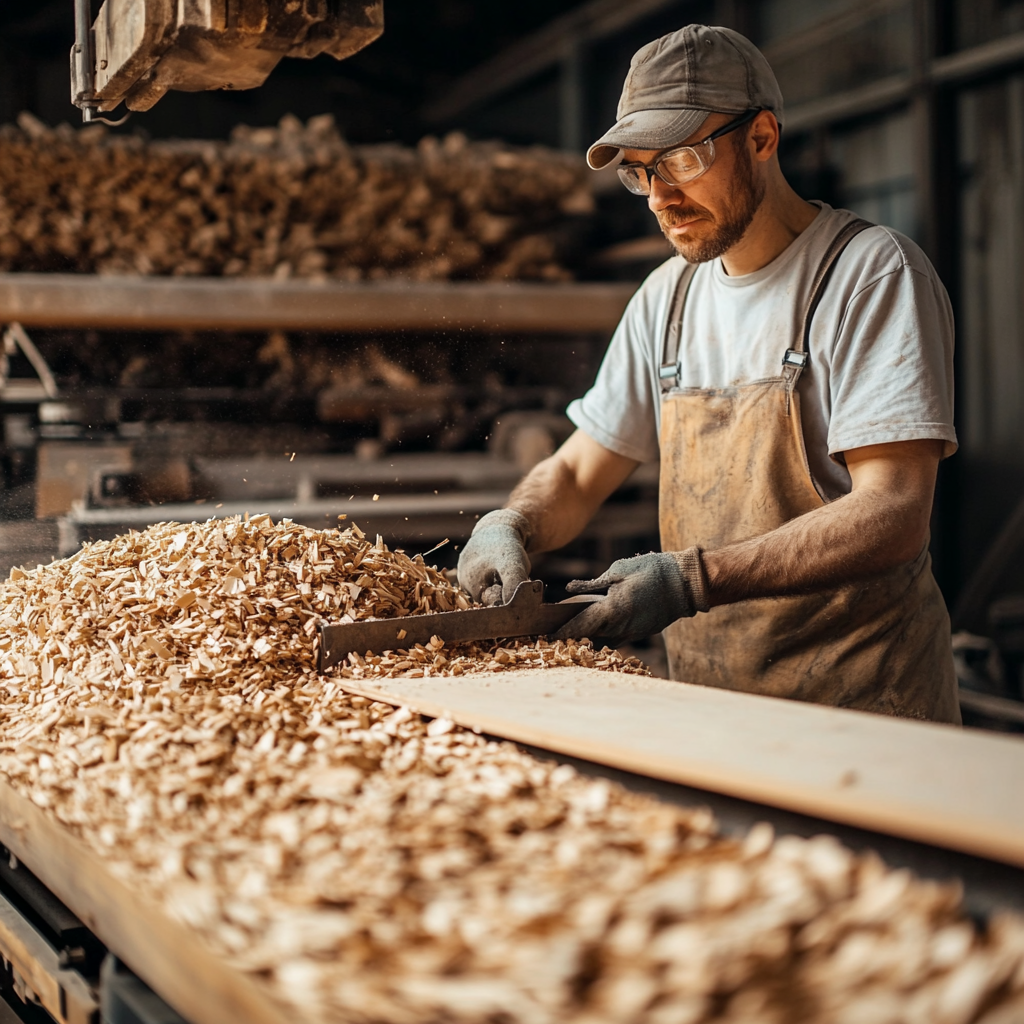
left=0, top=781, right=289, bottom=1024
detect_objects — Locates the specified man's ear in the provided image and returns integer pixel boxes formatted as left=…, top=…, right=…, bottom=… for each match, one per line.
left=749, top=111, right=780, bottom=163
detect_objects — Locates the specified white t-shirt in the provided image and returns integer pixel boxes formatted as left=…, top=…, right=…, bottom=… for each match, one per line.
left=567, top=203, right=957, bottom=501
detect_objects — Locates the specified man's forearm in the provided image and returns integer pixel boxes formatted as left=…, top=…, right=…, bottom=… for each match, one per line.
left=502, top=430, right=640, bottom=556
left=505, top=457, right=598, bottom=554
left=703, top=486, right=929, bottom=607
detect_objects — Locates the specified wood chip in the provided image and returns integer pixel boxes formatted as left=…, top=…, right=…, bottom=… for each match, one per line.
left=0, top=113, right=592, bottom=283
left=0, top=515, right=1020, bottom=1023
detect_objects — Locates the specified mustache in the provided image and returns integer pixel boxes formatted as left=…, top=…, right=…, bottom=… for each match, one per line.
left=657, top=206, right=712, bottom=226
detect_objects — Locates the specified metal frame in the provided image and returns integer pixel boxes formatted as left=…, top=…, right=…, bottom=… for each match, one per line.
left=57, top=492, right=659, bottom=558
left=0, top=886, right=97, bottom=1024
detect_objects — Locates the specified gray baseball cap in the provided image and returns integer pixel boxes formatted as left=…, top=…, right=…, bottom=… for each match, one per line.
left=587, top=25, right=784, bottom=170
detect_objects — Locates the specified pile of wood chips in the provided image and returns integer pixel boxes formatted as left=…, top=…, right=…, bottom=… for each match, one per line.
left=0, top=112, right=592, bottom=282
left=0, top=516, right=1022, bottom=1024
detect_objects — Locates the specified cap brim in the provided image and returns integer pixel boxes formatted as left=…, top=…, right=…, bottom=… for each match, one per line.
left=586, top=108, right=711, bottom=169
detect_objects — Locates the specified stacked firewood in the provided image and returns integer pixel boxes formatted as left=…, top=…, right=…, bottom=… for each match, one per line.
left=0, top=112, right=593, bottom=281
left=0, top=517, right=1022, bottom=1023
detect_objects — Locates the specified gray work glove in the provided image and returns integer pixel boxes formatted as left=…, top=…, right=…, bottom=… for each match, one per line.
left=554, top=547, right=710, bottom=646
left=457, top=509, right=532, bottom=606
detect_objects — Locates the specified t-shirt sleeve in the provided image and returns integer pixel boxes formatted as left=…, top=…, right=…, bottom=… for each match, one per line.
left=827, top=262, right=958, bottom=460
left=566, top=272, right=667, bottom=464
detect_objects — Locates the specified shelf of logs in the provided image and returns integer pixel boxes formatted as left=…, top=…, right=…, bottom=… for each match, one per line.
left=0, top=274, right=637, bottom=334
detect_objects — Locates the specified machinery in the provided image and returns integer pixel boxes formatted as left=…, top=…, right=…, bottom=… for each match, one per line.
left=71, top=0, right=384, bottom=122
left=0, top=847, right=175, bottom=1024
left=0, top=321, right=659, bottom=590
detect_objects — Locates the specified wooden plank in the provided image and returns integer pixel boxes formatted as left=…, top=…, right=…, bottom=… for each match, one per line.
left=337, top=667, right=1024, bottom=868
left=0, top=274, right=636, bottom=334
left=0, top=778, right=290, bottom=1024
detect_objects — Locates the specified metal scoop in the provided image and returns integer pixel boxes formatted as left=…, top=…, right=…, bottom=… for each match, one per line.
left=318, top=579, right=600, bottom=671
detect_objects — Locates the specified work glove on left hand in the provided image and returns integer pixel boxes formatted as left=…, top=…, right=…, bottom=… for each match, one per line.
left=554, top=547, right=710, bottom=647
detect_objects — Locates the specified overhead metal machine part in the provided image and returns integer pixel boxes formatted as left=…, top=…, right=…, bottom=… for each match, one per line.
left=71, top=0, right=384, bottom=120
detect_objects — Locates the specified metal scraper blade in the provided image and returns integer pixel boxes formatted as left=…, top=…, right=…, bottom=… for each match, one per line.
left=318, top=579, right=596, bottom=671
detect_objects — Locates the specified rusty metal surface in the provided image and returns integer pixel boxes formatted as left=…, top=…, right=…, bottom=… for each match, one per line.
left=319, top=580, right=598, bottom=668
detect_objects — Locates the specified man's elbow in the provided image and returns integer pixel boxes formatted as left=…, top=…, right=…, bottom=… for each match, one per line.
left=878, top=516, right=931, bottom=571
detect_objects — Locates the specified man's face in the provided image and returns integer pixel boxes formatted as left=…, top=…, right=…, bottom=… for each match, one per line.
left=622, top=112, right=766, bottom=264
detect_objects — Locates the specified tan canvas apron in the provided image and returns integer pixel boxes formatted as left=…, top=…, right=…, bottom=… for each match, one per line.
left=658, top=220, right=961, bottom=724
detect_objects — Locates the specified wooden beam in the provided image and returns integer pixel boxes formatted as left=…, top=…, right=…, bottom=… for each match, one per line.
left=0, top=778, right=290, bottom=1024
left=422, top=0, right=685, bottom=125
left=783, top=74, right=913, bottom=133
left=931, top=30, right=1024, bottom=85
left=337, top=668, right=1024, bottom=868
left=759, top=0, right=905, bottom=66
left=0, top=275, right=637, bottom=334
left=782, top=30, right=1024, bottom=135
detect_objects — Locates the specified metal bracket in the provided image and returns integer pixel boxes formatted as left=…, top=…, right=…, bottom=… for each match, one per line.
left=0, top=887, right=98, bottom=1024
left=1, top=323, right=59, bottom=402
left=100, top=957, right=188, bottom=1024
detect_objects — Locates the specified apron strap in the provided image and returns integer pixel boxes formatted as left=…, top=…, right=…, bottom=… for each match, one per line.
left=782, top=216, right=874, bottom=390
left=659, top=261, right=699, bottom=393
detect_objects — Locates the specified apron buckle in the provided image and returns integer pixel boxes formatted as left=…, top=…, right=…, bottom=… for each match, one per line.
left=781, top=349, right=808, bottom=411
left=659, top=362, right=679, bottom=392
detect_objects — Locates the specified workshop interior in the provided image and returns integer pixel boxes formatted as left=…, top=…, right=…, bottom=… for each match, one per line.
left=0, top=1, right=1022, bottom=1023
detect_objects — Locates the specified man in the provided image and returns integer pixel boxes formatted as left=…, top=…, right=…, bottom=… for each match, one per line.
left=458, top=24, right=961, bottom=724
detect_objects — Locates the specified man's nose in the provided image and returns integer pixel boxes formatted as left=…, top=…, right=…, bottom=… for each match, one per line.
left=647, top=175, right=687, bottom=212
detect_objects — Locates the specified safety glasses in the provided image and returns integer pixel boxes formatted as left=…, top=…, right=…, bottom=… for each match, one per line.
left=617, top=109, right=761, bottom=196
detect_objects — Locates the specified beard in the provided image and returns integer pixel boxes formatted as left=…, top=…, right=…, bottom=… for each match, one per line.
left=656, top=143, right=765, bottom=263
